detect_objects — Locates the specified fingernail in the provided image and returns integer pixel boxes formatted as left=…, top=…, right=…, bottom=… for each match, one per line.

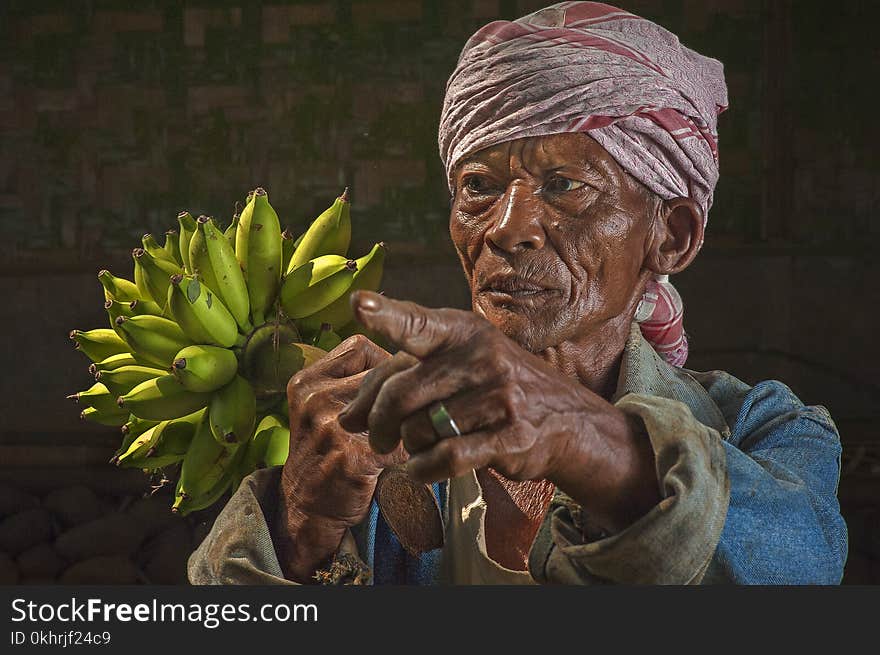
left=357, top=293, right=381, bottom=314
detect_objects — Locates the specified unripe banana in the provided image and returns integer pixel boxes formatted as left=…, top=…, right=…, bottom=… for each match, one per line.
left=98, top=270, right=141, bottom=303
left=299, top=242, right=386, bottom=331
left=113, top=315, right=193, bottom=368
left=177, top=211, right=197, bottom=274
left=190, top=216, right=251, bottom=332
left=142, top=233, right=175, bottom=265
left=120, top=415, right=159, bottom=439
left=224, top=204, right=241, bottom=248
left=167, top=274, right=242, bottom=348
left=236, top=188, right=282, bottom=326
left=171, top=344, right=238, bottom=393
left=172, top=459, right=241, bottom=516
left=281, top=228, right=296, bottom=273
left=279, top=255, right=357, bottom=319
left=173, top=414, right=243, bottom=514
left=286, top=188, right=351, bottom=274
left=207, top=375, right=256, bottom=448
left=117, top=409, right=203, bottom=469
left=116, top=374, right=211, bottom=421
left=68, top=382, right=119, bottom=414
left=238, top=413, right=286, bottom=475
left=263, top=424, right=291, bottom=467
left=70, top=328, right=128, bottom=362
left=89, top=352, right=140, bottom=376
left=104, top=299, right=132, bottom=325
left=95, top=364, right=166, bottom=396
left=111, top=415, right=158, bottom=464
left=128, top=298, right=164, bottom=317
left=115, top=422, right=162, bottom=465
left=80, top=405, right=129, bottom=427
left=163, top=229, right=183, bottom=267
left=132, top=247, right=182, bottom=310
left=240, top=323, right=324, bottom=395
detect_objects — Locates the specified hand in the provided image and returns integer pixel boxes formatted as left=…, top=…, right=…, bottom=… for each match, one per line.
left=339, top=291, right=660, bottom=534
left=276, top=335, right=407, bottom=582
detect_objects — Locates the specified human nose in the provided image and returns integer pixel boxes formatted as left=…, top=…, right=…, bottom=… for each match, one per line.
left=484, top=183, right=546, bottom=252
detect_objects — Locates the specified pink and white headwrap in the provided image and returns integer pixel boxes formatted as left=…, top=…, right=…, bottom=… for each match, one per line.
left=438, top=1, right=729, bottom=367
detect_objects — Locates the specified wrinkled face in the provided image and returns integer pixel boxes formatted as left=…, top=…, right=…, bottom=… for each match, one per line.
left=449, top=132, right=659, bottom=352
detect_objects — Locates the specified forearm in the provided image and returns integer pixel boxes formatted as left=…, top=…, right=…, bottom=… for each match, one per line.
left=274, top=480, right=351, bottom=583
left=548, top=407, right=661, bottom=535
left=529, top=393, right=729, bottom=585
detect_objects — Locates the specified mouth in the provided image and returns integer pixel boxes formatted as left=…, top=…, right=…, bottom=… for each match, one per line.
left=478, top=275, right=560, bottom=302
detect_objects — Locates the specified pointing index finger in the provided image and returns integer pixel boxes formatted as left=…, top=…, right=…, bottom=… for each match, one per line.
left=350, top=290, right=475, bottom=359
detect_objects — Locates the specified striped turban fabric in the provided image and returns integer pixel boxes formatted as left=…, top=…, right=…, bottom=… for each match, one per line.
left=438, top=2, right=729, bottom=367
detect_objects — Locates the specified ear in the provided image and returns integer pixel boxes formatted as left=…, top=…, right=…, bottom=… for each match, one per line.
left=645, top=197, right=704, bottom=276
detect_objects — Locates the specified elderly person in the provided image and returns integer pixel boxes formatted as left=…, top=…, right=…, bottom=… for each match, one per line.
left=189, top=2, right=847, bottom=585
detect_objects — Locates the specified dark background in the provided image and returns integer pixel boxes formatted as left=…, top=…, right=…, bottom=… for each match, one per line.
left=0, top=0, right=877, bottom=584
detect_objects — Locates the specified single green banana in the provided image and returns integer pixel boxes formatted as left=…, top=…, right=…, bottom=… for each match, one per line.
left=239, top=323, right=325, bottom=395
left=113, top=314, right=193, bottom=368
left=299, top=242, right=386, bottom=331
left=120, top=415, right=159, bottom=440
left=171, top=344, right=239, bottom=393
left=68, top=382, right=119, bottom=414
left=236, top=188, right=282, bottom=326
left=238, top=414, right=286, bottom=475
left=70, top=328, right=129, bottom=362
left=286, top=188, right=351, bottom=274
left=173, top=414, right=243, bottom=514
left=172, top=456, right=242, bottom=516
left=89, top=352, right=140, bottom=376
left=166, top=274, right=242, bottom=348
left=104, top=299, right=133, bottom=325
left=191, top=216, right=251, bottom=332
left=142, top=233, right=175, bottom=265
left=95, top=364, right=166, bottom=396
left=80, top=405, right=129, bottom=427
left=116, top=374, right=211, bottom=421
left=163, top=229, right=183, bottom=267
left=98, top=270, right=141, bottom=303
left=224, top=203, right=241, bottom=248
left=128, top=298, right=164, bottom=317
left=117, top=409, right=203, bottom=469
left=115, top=422, right=162, bottom=465
left=263, top=424, right=291, bottom=467
left=132, top=247, right=181, bottom=310
left=281, top=228, right=296, bottom=273
left=279, top=255, right=357, bottom=319
left=207, top=375, right=256, bottom=448
left=110, top=415, right=158, bottom=464
left=177, top=211, right=197, bottom=274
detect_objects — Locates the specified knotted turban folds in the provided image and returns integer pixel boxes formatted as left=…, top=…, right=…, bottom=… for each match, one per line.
left=438, top=2, right=729, bottom=366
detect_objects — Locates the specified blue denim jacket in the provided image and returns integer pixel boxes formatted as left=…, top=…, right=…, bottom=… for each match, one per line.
left=701, top=377, right=847, bottom=583
left=189, top=324, right=848, bottom=585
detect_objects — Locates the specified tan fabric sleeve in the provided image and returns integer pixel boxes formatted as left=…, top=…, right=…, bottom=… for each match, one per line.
left=528, top=393, right=730, bottom=585
left=187, top=466, right=369, bottom=585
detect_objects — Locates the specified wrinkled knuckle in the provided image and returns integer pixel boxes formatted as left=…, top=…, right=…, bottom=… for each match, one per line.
left=286, top=371, right=309, bottom=399
left=344, top=333, right=370, bottom=350
left=406, top=310, right=429, bottom=339
left=444, top=441, right=465, bottom=474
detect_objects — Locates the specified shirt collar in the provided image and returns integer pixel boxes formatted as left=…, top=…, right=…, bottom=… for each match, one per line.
left=612, top=323, right=730, bottom=437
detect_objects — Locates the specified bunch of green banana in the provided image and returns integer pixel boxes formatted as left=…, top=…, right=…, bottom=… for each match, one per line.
left=67, top=186, right=386, bottom=515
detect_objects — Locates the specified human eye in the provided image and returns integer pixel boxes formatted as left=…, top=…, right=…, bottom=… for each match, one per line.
left=460, top=174, right=500, bottom=197
left=542, top=176, right=586, bottom=194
